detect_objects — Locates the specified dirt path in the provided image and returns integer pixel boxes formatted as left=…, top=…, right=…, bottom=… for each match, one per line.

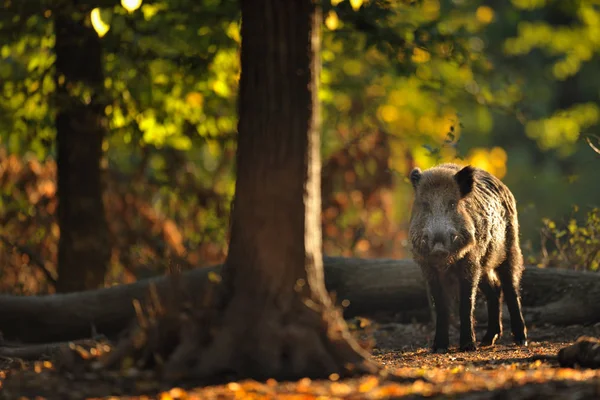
left=1, top=322, right=599, bottom=399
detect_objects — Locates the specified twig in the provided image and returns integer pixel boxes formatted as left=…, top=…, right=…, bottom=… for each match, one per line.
left=0, top=234, right=57, bottom=286
left=0, top=338, right=103, bottom=361
left=585, top=134, right=600, bottom=155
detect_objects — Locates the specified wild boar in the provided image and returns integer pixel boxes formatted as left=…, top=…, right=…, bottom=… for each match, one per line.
left=408, top=163, right=528, bottom=353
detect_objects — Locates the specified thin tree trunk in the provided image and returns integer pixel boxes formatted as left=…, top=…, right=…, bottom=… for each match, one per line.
left=54, top=8, right=110, bottom=292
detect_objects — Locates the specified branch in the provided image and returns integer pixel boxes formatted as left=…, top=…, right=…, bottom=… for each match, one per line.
left=585, top=134, right=600, bottom=156
left=0, top=338, right=105, bottom=361
left=0, top=234, right=57, bottom=286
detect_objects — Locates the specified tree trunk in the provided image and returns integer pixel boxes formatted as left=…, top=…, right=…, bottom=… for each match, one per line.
left=0, top=258, right=598, bottom=345
left=54, top=8, right=110, bottom=292
left=182, top=0, right=375, bottom=380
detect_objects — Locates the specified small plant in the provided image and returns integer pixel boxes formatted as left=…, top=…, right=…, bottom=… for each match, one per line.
left=539, top=206, right=600, bottom=271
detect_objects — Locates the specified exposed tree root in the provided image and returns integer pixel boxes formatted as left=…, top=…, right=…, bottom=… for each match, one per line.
left=49, top=275, right=380, bottom=385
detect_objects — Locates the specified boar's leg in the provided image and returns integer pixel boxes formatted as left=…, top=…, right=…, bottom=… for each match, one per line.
left=479, top=272, right=503, bottom=346
left=427, top=274, right=451, bottom=353
left=458, top=261, right=481, bottom=352
left=497, top=259, right=528, bottom=346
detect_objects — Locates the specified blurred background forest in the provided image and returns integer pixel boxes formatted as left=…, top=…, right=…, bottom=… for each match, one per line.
left=0, top=0, right=599, bottom=295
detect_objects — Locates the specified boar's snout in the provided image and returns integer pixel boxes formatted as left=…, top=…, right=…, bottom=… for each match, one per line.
left=423, top=228, right=459, bottom=257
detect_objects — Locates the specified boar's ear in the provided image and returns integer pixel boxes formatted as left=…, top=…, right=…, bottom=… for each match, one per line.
left=454, top=165, right=475, bottom=197
left=409, top=168, right=422, bottom=189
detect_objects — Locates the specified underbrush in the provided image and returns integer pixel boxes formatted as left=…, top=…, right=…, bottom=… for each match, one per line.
left=537, top=206, right=600, bottom=272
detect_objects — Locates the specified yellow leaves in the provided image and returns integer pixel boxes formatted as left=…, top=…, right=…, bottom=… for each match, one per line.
left=185, top=92, right=204, bottom=108
left=208, top=49, right=240, bottom=98
left=417, top=115, right=437, bottom=135
left=476, top=6, right=494, bottom=24
left=349, top=0, right=365, bottom=11
left=321, top=49, right=335, bottom=63
left=552, top=58, right=579, bottom=81
left=142, top=4, right=162, bottom=20
left=153, top=74, right=169, bottom=85
left=580, top=5, right=600, bottom=27
left=342, top=59, right=363, bottom=76
left=1, top=45, right=10, bottom=59
left=121, top=0, right=142, bottom=13
left=138, top=110, right=180, bottom=148
left=208, top=271, right=222, bottom=283
left=365, top=84, right=386, bottom=98
left=197, top=26, right=211, bottom=36
left=111, top=106, right=128, bottom=129
left=511, top=0, right=547, bottom=10
left=504, top=11, right=599, bottom=80
left=457, top=66, right=473, bottom=82
left=325, top=11, right=340, bottom=31
left=465, top=147, right=508, bottom=179
left=411, top=48, right=431, bottom=63
left=376, top=95, right=416, bottom=129
left=490, top=147, right=508, bottom=168
left=334, top=93, right=352, bottom=112
left=226, top=22, right=241, bottom=43
left=378, top=105, right=399, bottom=123
left=212, top=80, right=230, bottom=97
left=416, top=64, right=432, bottom=80
left=90, top=8, right=110, bottom=38
left=388, top=90, right=407, bottom=107
left=525, top=103, right=600, bottom=151
left=422, top=0, right=441, bottom=20
left=330, top=0, right=366, bottom=10
left=503, top=22, right=553, bottom=56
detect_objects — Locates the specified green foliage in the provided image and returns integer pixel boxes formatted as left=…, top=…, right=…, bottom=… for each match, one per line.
left=540, top=206, right=600, bottom=271
left=1, top=0, right=600, bottom=286
left=499, top=0, right=600, bottom=153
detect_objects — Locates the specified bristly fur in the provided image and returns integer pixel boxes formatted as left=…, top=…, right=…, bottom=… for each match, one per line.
left=408, top=163, right=528, bottom=353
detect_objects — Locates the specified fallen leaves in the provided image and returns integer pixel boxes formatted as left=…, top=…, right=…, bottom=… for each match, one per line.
left=2, top=323, right=600, bottom=399
left=144, top=367, right=599, bottom=400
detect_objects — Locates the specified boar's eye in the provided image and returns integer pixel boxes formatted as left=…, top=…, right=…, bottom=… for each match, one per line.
left=447, top=201, right=457, bottom=210
left=421, top=201, right=431, bottom=212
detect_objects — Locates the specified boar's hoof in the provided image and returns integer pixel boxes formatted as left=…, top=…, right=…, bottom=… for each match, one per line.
left=514, top=338, right=528, bottom=347
left=480, top=332, right=500, bottom=347
left=460, top=342, right=477, bottom=352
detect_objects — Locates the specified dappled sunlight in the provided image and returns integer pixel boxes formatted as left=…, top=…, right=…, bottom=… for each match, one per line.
left=465, top=147, right=508, bottom=179
left=121, top=0, right=143, bottom=13
left=90, top=8, right=110, bottom=38
left=525, top=103, right=600, bottom=153
left=1, top=0, right=599, bottom=284
left=1, top=0, right=600, bottom=397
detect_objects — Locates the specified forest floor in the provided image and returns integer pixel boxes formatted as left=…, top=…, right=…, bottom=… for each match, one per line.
left=0, top=320, right=599, bottom=399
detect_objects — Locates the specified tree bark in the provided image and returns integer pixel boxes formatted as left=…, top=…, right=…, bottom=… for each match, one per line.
left=54, top=7, right=111, bottom=292
left=0, top=258, right=598, bottom=345
left=178, top=0, right=376, bottom=380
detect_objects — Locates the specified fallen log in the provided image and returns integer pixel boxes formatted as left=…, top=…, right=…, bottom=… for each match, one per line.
left=0, top=257, right=598, bottom=344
